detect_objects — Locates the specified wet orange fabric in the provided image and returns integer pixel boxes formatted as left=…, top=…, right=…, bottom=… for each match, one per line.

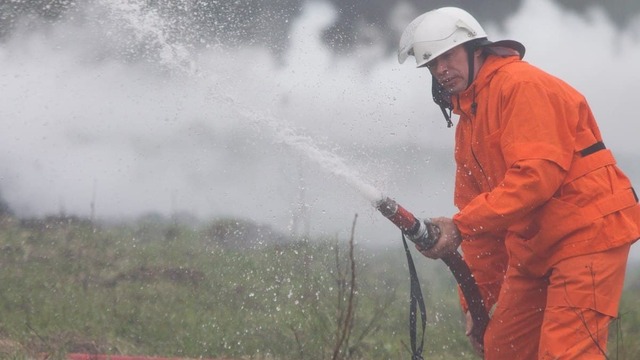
left=447, top=53, right=640, bottom=356
left=484, top=243, right=630, bottom=359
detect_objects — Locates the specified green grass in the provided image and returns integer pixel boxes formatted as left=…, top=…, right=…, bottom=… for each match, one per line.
left=0, top=216, right=637, bottom=359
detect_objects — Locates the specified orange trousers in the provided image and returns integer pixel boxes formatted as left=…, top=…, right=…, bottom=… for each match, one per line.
left=483, top=242, right=631, bottom=360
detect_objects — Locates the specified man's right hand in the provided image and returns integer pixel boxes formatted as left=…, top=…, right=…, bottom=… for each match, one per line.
left=465, top=310, right=485, bottom=356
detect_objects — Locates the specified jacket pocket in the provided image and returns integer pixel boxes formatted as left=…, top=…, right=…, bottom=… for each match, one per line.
left=526, top=197, right=597, bottom=255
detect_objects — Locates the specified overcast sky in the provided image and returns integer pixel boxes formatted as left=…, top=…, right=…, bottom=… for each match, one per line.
left=1, top=0, right=639, bottom=256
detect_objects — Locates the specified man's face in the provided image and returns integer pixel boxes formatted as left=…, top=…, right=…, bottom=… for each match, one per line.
left=425, top=44, right=471, bottom=95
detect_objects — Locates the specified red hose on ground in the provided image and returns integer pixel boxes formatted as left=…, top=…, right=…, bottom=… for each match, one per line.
left=68, top=355, right=183, bottom=360
left=66, top=354, right=228, bottom=360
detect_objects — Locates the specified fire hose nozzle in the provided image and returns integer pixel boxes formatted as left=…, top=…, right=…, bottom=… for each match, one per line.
left=375, top=197, right=440, bottom=249
left=410, top=219, right=441, bottom=250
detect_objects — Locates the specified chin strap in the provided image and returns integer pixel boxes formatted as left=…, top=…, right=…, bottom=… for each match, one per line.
left=431, top=38, right=495, bottom=128
left=431, top=77, right=453, bottom=128
left=439, top=106, right=453, bottom=128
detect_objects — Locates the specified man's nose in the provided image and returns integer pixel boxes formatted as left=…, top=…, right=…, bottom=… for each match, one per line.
left=433, top=59, right=448, bottom=75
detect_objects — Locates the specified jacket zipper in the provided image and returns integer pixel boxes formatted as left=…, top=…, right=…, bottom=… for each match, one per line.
left=457, top=95, right=493, bottom=192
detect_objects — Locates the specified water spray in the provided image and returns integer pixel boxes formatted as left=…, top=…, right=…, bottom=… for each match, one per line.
left=266, top=123, right=491, bottom=345
left=222, top=98, right=490, bottom=347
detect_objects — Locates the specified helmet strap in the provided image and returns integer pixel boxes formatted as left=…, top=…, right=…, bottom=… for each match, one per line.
left=431, top=76, right=453, bottom=127
left=465, top=42, right=477, bottom=89
left=431, top=39, right=490, bottom=128
left=440, top=106, right=454, bottom=128
left=464, top=38, right=492, bottom=88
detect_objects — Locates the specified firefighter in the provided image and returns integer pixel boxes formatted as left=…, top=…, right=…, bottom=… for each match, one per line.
left=398, top=7, right=640, bottom=359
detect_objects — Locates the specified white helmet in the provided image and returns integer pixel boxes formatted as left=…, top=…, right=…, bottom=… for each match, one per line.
left=398, top=7, right=487, bottom=67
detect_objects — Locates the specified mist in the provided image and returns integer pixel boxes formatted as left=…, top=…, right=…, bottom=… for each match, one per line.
left=1, top=0, right=639, bottom=258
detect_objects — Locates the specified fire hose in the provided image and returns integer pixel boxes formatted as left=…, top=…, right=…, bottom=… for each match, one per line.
left=375, top=197, right=489, bottom=348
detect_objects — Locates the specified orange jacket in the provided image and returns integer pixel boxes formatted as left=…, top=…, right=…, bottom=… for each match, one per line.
left=450, top=54, right=640, bottom=312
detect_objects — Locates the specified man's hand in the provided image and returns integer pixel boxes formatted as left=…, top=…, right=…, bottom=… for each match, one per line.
left=465, top=311, right=485, bottom=356
left=416, top=217, right=462, bottom=259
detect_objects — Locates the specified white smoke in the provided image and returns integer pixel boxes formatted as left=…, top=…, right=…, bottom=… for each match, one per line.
left=0, top=0, right=639, bottom=259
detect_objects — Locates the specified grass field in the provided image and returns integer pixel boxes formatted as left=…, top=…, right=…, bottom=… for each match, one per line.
left=0, top=215, right=638, bottom=359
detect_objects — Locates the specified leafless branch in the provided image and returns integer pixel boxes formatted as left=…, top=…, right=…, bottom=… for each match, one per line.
left=332, top=214, right=358, bottom=360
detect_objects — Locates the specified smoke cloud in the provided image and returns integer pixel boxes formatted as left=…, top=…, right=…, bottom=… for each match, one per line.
left=0, top=0, right=639, bottom=259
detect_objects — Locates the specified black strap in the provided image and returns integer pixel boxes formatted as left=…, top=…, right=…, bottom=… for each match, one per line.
left=432, top=76, right=453, bottom=128
left=579, top=141, right=606, bottom=157
left=402, top=233, right=426, bottom=360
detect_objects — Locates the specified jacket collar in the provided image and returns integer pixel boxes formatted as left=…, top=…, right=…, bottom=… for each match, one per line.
left=453, top=55, right=520, bottom=116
